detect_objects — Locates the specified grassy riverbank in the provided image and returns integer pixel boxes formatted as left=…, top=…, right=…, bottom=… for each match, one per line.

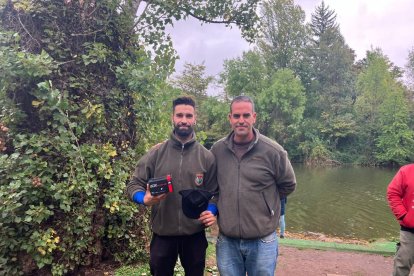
left=279, top=238, right=395, bottom=256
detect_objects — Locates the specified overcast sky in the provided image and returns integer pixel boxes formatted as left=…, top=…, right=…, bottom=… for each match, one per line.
left=167, top=0, right=414, bottom=89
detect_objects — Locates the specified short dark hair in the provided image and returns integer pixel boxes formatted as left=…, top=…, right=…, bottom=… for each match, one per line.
left=230, top=95, right=255, bottom=113
left=173, top=96, right=196, bottom=112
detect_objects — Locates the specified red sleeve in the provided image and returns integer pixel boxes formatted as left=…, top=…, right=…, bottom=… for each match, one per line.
left=386, top=169, right=407, bottom=220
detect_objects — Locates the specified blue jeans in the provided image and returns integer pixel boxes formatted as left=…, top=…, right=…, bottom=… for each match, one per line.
left=216, top=231, right=278, bottom=276
left=279, top=215, right=285, bottom=237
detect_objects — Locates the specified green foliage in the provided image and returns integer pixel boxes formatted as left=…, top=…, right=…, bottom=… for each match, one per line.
left=354, top=49, right=407, bottom=165
left=0, top=1, right=167, bottom=274
left=258, top=0, right=308, bottom=71
left=298, top=137, right=332, bottom=166
left=309, top=1, right=339, bottom=42
left=319, top=112, right=357, bottom=150
left=405, top=47, right=414, bottom=91
left=198, top=96, right=230, bottom=148
left=375, top=84, right=414, bottom=165
left=306, top=2, right=356, bottom=118
left=171, top=62, right=214, bottom=103
left=220, top=50, right=267, bottom=98
left=257, top=68, right=305, bottom=144
left=217, top=1, right=414, bottom=167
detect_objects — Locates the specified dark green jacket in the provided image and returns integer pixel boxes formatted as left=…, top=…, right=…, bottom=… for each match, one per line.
left=126, top=132, right=217, bottom=236
left=211, top=128, right=296, bottom=239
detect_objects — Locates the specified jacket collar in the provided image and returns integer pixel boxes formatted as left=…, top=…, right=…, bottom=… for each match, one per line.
left=170, top=131, right=196, bottom=149
left=224, top=128, right=259, bottom=151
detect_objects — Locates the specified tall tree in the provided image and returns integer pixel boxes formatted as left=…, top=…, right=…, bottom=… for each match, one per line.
left=303, top=1, right=357, bottom=159
left=307, top=1, right=356, bottom=117
left=406, top=47, right=414, bottom=94
left=258, top=0, right=308, bottom=72
left=375, top=85, right=414, bottom=165
left=309, top=0, right=339, bottom=46
left=354, top=49, right=411, bottom=165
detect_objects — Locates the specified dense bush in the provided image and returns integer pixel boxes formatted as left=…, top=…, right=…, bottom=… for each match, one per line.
left=0, top=1, right=170, bottom=274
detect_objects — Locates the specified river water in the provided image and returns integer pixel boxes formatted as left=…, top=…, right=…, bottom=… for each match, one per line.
left=287, top=164, right=400, bottom=241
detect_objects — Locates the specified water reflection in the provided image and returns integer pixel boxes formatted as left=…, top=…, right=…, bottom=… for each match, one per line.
left=288, top=164, right=400, bottom=240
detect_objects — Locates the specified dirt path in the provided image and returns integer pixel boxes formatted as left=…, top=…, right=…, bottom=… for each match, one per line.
left=205, top=228, right=414, bottom=276
left=276, top=245, right=397, bottom=276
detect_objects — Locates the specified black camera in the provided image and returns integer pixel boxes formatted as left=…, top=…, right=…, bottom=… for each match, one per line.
left=149, top=175, right=173, bottom=196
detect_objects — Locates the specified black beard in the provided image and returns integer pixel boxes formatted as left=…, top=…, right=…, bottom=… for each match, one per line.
left=174, top=124, right=193, bottom=138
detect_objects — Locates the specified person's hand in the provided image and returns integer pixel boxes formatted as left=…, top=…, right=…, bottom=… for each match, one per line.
left=199, top=211, right=216, bottom=227
left=143, top=184, right=167, bottom=206
left=402, top=209, right=414, bottom=228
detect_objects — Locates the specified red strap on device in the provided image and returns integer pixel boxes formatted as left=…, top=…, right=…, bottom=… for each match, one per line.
left=167, top=174, right=173, bottom=192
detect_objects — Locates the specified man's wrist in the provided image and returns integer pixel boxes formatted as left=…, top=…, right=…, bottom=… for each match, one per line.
left=207, top=203, right=218, bottom=216
left=133, top=191, right=146, bottom=205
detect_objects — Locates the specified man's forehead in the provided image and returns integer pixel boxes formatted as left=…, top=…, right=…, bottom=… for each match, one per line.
left=231, top=101, right=253, bottom=113
left=174, top=104, right=195, bottom=113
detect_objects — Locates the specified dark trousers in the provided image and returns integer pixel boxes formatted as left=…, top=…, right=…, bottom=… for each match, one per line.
left=150, top=231, right=208, bottom=276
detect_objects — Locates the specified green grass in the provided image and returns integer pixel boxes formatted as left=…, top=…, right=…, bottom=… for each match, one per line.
left=279, top=238, right=397, bottom=256
left=115, top=263, right=150, bottom=276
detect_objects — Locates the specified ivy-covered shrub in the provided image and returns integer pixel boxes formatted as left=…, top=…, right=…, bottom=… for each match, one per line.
left=0, top=1, right=171, bottom=274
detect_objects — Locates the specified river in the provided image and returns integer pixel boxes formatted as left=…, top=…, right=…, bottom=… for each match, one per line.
left=287, top=164, right=400, bottom=241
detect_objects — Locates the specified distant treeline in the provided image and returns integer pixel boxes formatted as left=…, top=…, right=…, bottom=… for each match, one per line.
left=174, top=1, right=414, bottom=167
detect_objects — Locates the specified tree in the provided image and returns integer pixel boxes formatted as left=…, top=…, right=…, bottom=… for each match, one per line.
left=198, top=96, right=230, bottom=148
left=0, top=0, right=260, bottom=274
left=307, top=1, right=356, bottom=117
left=170, top=62, right=224, bottom=148
left=406, top=47, right=414, bottom=94
left=170, top=62, right=214, bottom=102
left=256, top=68, right=306, bottom=145
left=354, top=49, right=411, bottom=165
left=309, top=1, right=339, bottom=46
left=258, top=0, right=308, bottom=72
left=303, top=1, right=357, bottom=160
left=375, top=85, right=414, bottom=165
left=220, top=50, right=267, bottom=98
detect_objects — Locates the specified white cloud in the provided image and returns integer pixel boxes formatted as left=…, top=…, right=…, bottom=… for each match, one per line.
left=167, top=20, right=250, bottom=78
left=323, top=0, right=414, bottom=66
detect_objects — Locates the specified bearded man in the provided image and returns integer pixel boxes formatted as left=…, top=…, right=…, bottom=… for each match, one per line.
left=127, top=96, right=217, bottom=276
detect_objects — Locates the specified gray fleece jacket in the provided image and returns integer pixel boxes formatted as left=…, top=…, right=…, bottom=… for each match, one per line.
left=211, top=128, right=296, bottom=239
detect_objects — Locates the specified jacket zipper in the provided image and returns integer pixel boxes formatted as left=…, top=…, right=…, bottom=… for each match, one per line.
left=178, top=143, right=184, bottom=233
left=236, top=139, right=257, bottom=238
left=237, top=160, right=241, bottom=238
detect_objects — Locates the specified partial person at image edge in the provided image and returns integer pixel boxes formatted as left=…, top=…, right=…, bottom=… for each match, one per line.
left=387, top=164, right=414, bottom=276
left=126, top=96, right=218, bottom=276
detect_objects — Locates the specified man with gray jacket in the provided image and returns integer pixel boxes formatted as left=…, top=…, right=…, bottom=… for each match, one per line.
left=211, top=95, right=296, bottom=276
left=127, top=96, right=218, bottom=276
